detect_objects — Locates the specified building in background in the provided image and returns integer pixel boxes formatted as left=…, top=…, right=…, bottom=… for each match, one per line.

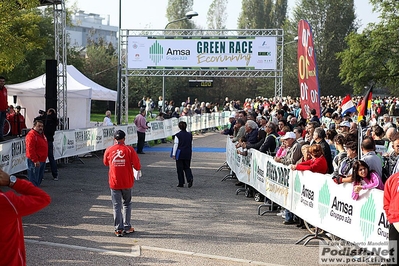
left=67, top=11, right=118, bottom=49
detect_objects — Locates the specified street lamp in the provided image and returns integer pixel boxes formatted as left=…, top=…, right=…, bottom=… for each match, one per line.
left=116, top=0, right=122, bottom=124
left=162, top=11, right=198, bottom=112
left=284, top=36, right=298, bottom=46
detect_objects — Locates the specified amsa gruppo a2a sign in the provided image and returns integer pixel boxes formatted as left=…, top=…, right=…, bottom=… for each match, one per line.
left=127, top=36, right=277, bottom=70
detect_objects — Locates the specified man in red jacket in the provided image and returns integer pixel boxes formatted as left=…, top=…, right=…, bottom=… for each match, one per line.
left=0, top=169, right=51, bottom=266
left=0, top=76, right=9, bottom=141
left=384, top=172, right=399, bottom=265
left=103, top=130, right=141, bottom=237
left=25, top=120, right=48, bottom=186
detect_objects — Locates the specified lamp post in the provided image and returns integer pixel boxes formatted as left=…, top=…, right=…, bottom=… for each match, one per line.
left=162, top=11, right=198, bottom=112
left=116, top=0, right=122, bottom=125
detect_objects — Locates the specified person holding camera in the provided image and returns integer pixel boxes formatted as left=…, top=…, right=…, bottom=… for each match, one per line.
left=134, top=108, right=149, bottom=154
left=34, top=108, right=59, bottom=181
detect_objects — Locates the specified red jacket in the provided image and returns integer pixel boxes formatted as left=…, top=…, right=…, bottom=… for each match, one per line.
left=296, top=155, right=328, bottom=174
left=384, top=173, right=399, bottom=223
left=8, top=113, right=27, bottom=136
left=0, top=179, right=51, bottom=266
left=103, top=141, right=141, bottom=190
left=0, top=86, right=8, bottom=111
left=26, top=129, right=48, bottom=163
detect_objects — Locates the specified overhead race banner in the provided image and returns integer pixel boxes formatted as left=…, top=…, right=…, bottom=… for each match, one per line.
left=298, top=20, right=321, bottom=119
left=127, top=36, right=277, bottom=70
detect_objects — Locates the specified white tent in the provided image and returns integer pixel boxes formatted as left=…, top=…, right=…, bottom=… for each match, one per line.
left=7, top=65, right=117, bottom=129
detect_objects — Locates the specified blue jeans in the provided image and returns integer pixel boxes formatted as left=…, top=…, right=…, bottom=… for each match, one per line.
left=0, top=111, right=6, bottom=139
left=27, top=159, right=46, bottom=187
left=110, top=188, right=132, bottom=231
left=48, top=141, right=58, bottom=178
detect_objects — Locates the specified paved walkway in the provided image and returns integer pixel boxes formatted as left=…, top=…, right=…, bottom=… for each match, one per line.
left=21, top=132, right=326, bottom=265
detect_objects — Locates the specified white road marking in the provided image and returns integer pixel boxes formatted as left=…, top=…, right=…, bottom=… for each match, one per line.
left=25, top=239, right=286, bottom=265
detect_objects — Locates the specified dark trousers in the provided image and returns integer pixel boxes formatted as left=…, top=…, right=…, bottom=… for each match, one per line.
left=176, top=159, right=193, bottom=185
left=0, top=111, right=6, bottom=139
left=137, top=131, right=145, bottom=153
left=389, top=224, right=399, bottom=266
left=48, top=140, right=58, bottom=178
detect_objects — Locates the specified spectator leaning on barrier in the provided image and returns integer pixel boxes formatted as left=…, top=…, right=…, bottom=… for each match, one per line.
left=231, top=118, right=245, bottom=143
left=0, top=168, right=51, bottom=266
left=103, top=110, right=114, bottom=126
left=259, top=122, right=279, bottom=155
left=361, top=136, right=383, bottom=178
left=275, top=131, right=302, bottom=166
left=351, top=160, right=384, bottom=201
left=275, top=131, right=302, bottom=225
left=312, top=127, right=334, bottom=174
left=333, top=141, right=359, bottom=184
left=291, top=144, right=328, bottom=174
left=244, top=120, right=259, bottom=145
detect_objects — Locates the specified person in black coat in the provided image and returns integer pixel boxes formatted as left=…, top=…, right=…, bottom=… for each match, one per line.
left=35, top=108, right=59, bottom=180
left=172, top=121, right=194, bottom=188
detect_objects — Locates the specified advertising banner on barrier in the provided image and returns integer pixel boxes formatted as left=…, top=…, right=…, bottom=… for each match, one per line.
left=225, top=138, right=389, bottom=254
left=2, top=112, right=228, bottom=175
left=127, top=36, right=277, bottom=70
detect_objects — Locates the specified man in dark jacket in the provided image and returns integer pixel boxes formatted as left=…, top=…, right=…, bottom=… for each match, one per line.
left=35, top=108, right=59, bottom=180
left=259, top=122, right=279, bottom=155
left=172, top=121, right=194, bottom=188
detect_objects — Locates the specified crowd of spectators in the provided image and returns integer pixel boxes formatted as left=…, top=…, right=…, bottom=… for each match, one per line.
left=222, top=95, right=399, bottom=228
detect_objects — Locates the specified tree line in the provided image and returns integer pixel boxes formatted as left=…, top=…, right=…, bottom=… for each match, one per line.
left=1, top=0, right=395, bottom=112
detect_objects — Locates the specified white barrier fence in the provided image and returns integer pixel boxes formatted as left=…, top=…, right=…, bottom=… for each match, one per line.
left=0, top=112, right=230, bottom=175
left=226, top=139, right=389, bottom=253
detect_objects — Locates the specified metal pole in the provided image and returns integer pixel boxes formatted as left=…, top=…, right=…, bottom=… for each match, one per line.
left=116, top=0, right=122, bottom=125
left=162, top=17, right=189, bottom=114
left=162, top=71, right=165, bottom=112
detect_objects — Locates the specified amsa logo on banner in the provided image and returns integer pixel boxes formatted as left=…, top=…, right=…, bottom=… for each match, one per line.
left=127, top=36, right=277, bottom=70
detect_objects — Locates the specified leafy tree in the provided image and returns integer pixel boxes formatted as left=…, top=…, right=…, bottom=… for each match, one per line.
left=166, top=0, right=195, bottom=29
left=264, top=0, right=274, bottom=28
left=273, top=0, right=288, bottom=28
left=339, top=0, right=399, bottom=94
left=80, top=39, right=118, bottom=112
left=0, top=1, right=45, bottom=73
left=292, top=0, right=356, bottom=96
left=206, top=0, right=228, bottom=30
left=237, top=0, right=266, bottom=29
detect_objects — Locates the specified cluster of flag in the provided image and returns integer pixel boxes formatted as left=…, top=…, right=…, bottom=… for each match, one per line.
left=340, top=86, right=373, bottom=122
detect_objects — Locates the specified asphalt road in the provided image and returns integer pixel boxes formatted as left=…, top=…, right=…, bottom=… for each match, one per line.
left=20, top=132, right=331, bottom=266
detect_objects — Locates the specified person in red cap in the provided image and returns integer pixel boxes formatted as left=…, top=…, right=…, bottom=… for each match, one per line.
left=103, top=130, right=141, bottom=237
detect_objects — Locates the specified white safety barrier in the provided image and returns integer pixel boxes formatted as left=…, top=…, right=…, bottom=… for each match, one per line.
left=226, top=139, right=389, bottom=253
left=0, top=112, right=230, bottom=175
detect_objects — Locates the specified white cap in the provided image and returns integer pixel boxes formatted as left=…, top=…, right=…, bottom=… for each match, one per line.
left=281, top=132, right=296, bottom=140
left=339, top=121, right=350, bottom=128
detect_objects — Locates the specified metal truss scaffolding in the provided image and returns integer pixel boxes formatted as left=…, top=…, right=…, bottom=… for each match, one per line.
left=119, top=29, right=284, bottom=125
left=53, top=1, right=67, bottom=129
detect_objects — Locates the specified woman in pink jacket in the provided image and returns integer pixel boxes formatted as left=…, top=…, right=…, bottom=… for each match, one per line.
left=351, top=160, right=384, bottom=200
